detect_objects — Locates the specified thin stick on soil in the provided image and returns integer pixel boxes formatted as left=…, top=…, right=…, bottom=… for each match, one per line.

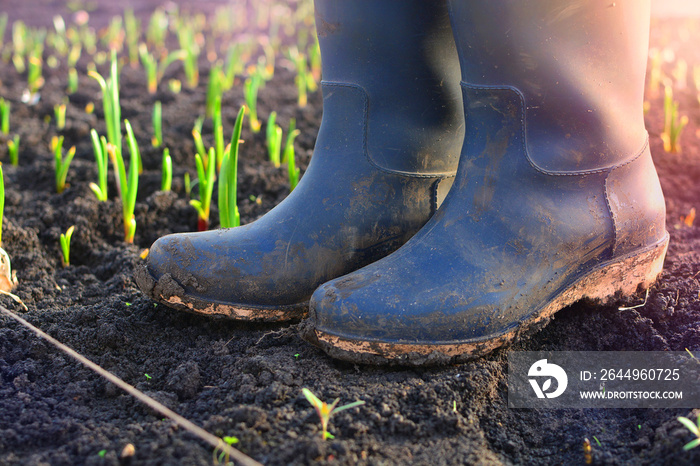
left=0, top=304, right=262, bottom=466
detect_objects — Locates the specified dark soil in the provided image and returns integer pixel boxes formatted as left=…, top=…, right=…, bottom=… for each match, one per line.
left=0, top=2, right=699, bottom=465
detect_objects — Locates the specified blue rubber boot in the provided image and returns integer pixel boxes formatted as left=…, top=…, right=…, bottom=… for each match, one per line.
left=305, top=0, right=668, bottom=364
left=136, top=0, right=464, bottom=321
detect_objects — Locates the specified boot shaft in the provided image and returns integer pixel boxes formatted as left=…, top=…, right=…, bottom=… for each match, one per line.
left=448, top=0, right=651, bottom=173
left=314, top=0, right=463, bottom=176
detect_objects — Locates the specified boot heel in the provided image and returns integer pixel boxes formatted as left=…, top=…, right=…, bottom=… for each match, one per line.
left=571, top=234, right=669, bottom=304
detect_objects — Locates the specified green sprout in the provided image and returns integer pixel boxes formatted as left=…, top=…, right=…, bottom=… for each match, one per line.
left=88, top=49, right=122, bottom=156
left=302, top=388, right=365, bottom=440
left=54, top=100, right=67, bottom=130
left=191, top=128, right=208, bottom=164
left=52, top=135, right=76, bottom=194
left=67, top=67, right=78, bottom=94
left=190, top=147, right=216, bottom=231
left=123, top=8, right=141, bottom=67
left=138, top=43, right=185, bottom=94
left=7, top=135, right=19, bottom=166
left=266, top=111, right=283, bottom=168
left=205, top=62, right=223, bottom=119
left=152, top=100, right=162, bottom=147
left=146, top=8, right=169, bottom=52
left=679, top=415, right=700, bottom=450
left=177, top=22, right=200, bottom=89
left=0, top=13, right=7, bottom=50
left=168, top=79, right=181, bottom=94
left=98, top=450, right=106, bottom=458
left=222, top=43, right=244, bottom=91
left=88, top=129, right=109, bottom=201
left=661, top=84, right=688, bottom=153
left=59, top=225, right=75, bottom=267
left=101, top=15, right=124, bottom=52
left=161, top=148, right=172, bottom=192
left=26, top=51, right=45, bottom=98
left=184, top=172, right=191, bottom=197
left=110, top=120, right=140, bottom=243
left=0, top=98, right=10, bottom=134
left=218, top=106, right=245, bottom=229
left=213, top=436, right=239, bottom=465
left=284, top=119, right=301, bottom=191
left=213, top=97, right=225, bottom=170
left=243, top=68, right=263, bottom=133
left=287, top=46, right=310, bottom=107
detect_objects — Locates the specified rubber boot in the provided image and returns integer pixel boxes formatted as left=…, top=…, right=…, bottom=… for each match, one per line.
left=135, top=0, right=464, bottom=321
left=304, top=0, right=668, bottom=365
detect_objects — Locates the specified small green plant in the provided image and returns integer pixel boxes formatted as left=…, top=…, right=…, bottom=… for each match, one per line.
left=52, top=135, right=76, bottom=194
left=190, top=147, right=216, bottom=231
left=213, top=436, right=239, bottom=465
left=177, top=22, right=200, bottom=89
left=287, top=46, right=311, bottom=107
left=26, top=52, right=45, bottom=100
left=152, top=100, right=162, bottom=147
left=213, top=97, right=225, bottom=170
left=243, top=67, right=263, bottom=133
left=266, top=111, right=283, bottom=167
left=138, top=43, right=185, bottom=94
left=661, top=84, right=688, bottom=153
left=218, top=106, right=245, bottom=229
left=302, top=388, right=365, bottom=440
left=205, top=62, right=223, bottom=119
left=191, top=128, right=208, bottom=164
left=59, top=225, right=75, bottom=267
left=0, top=98, right=10, bottom=134
left=146, top=8, right=169, bottom=52
left=161, top=148, right=172, bottom=192
left=110, top=120, right=140, bottom=243
left=88, top=129, right=109, bottom=201
left=54, top=100, right=67, bottom=130
left=7, top=135, right=19, bottom=166
left=184, top=171, right=191, bottom=197
left=284, top=119, right=301, bottom=191
left=123, top=8, right=141, bottom=67
left=67, top=67, right=78, bottom=94
left=89, top=49, right=122, bottom=155
left=678, top=415, right=700, bottom=450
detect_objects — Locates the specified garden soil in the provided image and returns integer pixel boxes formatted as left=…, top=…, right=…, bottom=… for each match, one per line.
left=1, top=1, right=700, bottom=465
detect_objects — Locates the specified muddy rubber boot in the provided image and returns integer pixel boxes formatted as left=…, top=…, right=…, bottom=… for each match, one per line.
left=304, top=0, right=669, bottom=364
left=135, top=0, right=463, bottom=321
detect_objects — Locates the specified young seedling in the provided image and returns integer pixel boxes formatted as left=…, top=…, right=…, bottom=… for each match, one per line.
left=88, top=129, right=109, bottom=201
left=152, top=100, right=162, bottom=147
left=213, top=97, right=225, bottom=170
left=678, top=415, right=700, bottom=450
left=287, top=46, right=310, bottom=107
left=0, top=165, right=18, bottom=295
left=67, top=67, right=78, bottom=94
left=177, top=22, right=200, bottom=89
left=146, top=8, right=169, bottom=52
left=123, top=8, right=141, bottom=68
left=266, top=111, right=283, bottom=167
left=302, top=388, right=365, bottom=440
left=138, top=43, right=185, bottom=94
left=190, top=147, right=216, bottom=231
left=205, top=62, right=223, bottom=119
left=191, top=128, right=208, bottom=165
left=52, top=135, right=76, bottom=194
left=213, top=436, right=239, bottom=465
left=243, top=68, right=262, bottom=133
left=161, top=148, right=172, bottom=192
left=218, top=106, right=245, bottom=229
left=661, top=84, right=688, bottom=153
left=284, top=119, right=301, bottom=191
left=88, top=49, right=122, bottom=155
left=59, top=225, right=75, bottom=267
left=54, top=100, right=67, bottom=130
left=26, top=51, right=45, bottom=102
left=119, top=120, right=140, bottom=243
left=0, top=98, right=10, bottom=135
left=7, top=135, right=19, bottom=166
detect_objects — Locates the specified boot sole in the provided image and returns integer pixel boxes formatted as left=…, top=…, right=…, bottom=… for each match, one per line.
left=134, top=263, right=308, bottom=322
left=305, top=235, right=669, bottom=366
